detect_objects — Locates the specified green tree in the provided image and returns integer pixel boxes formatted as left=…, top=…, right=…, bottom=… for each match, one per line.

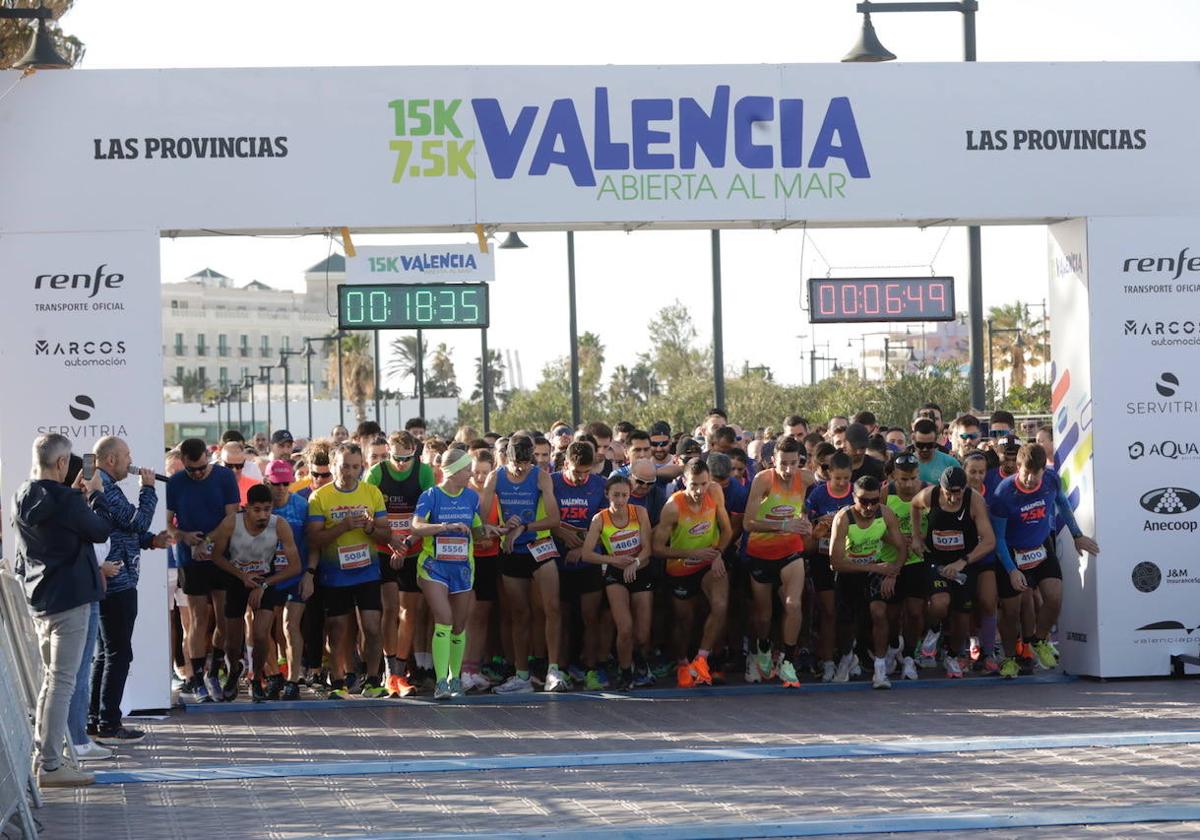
left=0, top=1, right=84, bottom=70
left=424, top=343, right=460, bottom=398
left=387, top=334, right=428, bottom=398
left=988, top=302, right=1048, bottom=389
left=173, top=370, right=211, bottom=403
left=471, top=349, right=507, bottom=411
left=327, top=333, right=375, bottom=422
left=649, top=301, right=711, bottom=386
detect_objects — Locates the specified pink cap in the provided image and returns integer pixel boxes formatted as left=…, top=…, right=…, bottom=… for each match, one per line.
left=265, top=459, right=295, bottom=483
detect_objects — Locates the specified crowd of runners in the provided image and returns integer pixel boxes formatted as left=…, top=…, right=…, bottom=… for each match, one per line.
left=163, top=406, right=1097, bottom=702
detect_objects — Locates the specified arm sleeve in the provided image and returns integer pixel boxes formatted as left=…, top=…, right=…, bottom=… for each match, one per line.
left=75, top=492, right=115, bottom=543
left=990, top=513, right=1016, bottom=573
left=1055, top=486, right=1083, bottom=539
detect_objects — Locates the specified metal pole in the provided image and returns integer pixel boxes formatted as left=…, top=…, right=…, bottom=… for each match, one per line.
left=567, top=231, right=581, bottom=427
left=336, top=334, right=345, bottom=426
left=884, top=337, right=890, bottom=379
left=810, top=351, right=817, bottom=386
left=282, top=361, right=291, bottom=430
left=373, top=332, right=382, bottom=423
left=481, top=326, right=491, bottom=433
left=263, top=369, right=272, bottom=434
left=987, top=318, right=994, bottom=406
left=416, top=329, right=426, bottom=419
left=963, top=6, right=986, bottom=413
left=711, top=230, right=725, bottom=410
left=305, top=346, right=314, bottom=439
left=248, top=381, right=255, bottom=434
left=860, top=338, right=867, bottom=379
left=237, top=388, right=244, bottom=434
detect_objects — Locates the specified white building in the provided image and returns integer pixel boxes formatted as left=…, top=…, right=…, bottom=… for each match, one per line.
left=161, top=256, right=353, bottom=397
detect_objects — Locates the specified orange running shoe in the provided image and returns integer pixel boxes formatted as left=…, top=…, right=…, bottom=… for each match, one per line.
left=388, top=674, right=417, bottom=697
left=689, top=655, right=712, bottom=686
left=676, top=663, right=695, bottom=688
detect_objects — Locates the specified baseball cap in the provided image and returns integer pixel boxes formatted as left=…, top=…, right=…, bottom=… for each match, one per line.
left=271, top=429, right=294, bottom=445
left=939, top=466, right=968, bottom=491
left=265, top=459, right=295, bottom=483
left=845, top=422, right=870, bottom=449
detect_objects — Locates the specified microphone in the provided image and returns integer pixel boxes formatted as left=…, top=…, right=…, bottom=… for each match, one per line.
left=131, top=466, right=170, bottom=483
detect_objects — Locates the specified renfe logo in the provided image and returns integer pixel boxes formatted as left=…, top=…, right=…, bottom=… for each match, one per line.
left=1123, top=247, right=1200, bottom=280
left=469, top=87, right=870, bottom=187
left=34, top=265, right=124, bottom=298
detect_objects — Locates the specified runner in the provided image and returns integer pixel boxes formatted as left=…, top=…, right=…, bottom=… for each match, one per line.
left=209, top=484, right=302, bottom=702
left=461, top=449, right=503, bottom=692
left=990, top=443, right=1100, bottom=678
left=652, top=459, right=733, bottom=688
left=912, top=419, right=960, bottom=485
left=411, top=448, right=498, bottom=699
left=828, top=476, right=908, bottom=689
left=962, top=450, right=1002, bottom=672
left=264, top=460, right=314, bottom=702
left=910, top=466, right=996, bottom=679
left=581, top=474, right=655, bottom=690
left=743, top=435, right=812, bottom=687
left=881, top=452, right=927, bottom=681
left=482, top=435, right=564, bottom=694
left=305, top=442, right=391, bottom=699
left=805, top=449, right=855, bottom=681
left=366, top=430, right=434, bottom=698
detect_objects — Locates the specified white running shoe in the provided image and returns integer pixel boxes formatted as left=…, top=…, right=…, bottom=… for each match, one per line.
left=544, top=667, right=569, bottom=693
left=461, top=672, right=489, bottom=693
left=744, top=655, right=762, bottom=684
left=73, top=741, right=113, bottom=762
left=872, top=657, right=892, bottom=690
left=821, top=660, right=836, bottom=683
left=919, top=629, right=941, bottom=661
left=849, top=656, right=863, bottom=678
left=833, top=652, right=853, bottom=683
left=901, top=656, right=919, bottom=681
left=884, top=645, right=901, bottom=674
left=944, top=653, right=964, bottom=679
left=493, top=675, right=534, bottom=694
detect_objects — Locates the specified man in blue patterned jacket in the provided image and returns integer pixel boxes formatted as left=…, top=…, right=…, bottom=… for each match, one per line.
left=88, top=436, right=170, bottom=743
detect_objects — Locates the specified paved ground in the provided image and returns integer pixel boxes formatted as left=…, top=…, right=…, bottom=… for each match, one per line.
left=31, top=676, right=1200, bottom=839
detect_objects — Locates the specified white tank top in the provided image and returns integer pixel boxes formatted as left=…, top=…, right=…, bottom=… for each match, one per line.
left=229, top=514, right=277, bottom=574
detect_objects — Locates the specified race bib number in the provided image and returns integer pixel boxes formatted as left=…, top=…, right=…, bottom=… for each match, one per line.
left=434, top=536, right=469, bottom=562
left=848, top=551, right=876, bottom=566
left=610, top=529, right=641, bottom=556
left=1014, top=545, right=1047, bottom=570
left=528, top=537, right=560, bottom=563
left=337, top=543, right=372, bottom=570
left=387, top=513, right=413, bottom=537
left=274, top=541, right=288, bottom=569
left=931, top=530, right=966, bottom=551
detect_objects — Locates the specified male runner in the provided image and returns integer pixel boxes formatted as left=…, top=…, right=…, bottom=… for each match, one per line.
left=743, top=435, right=812, bottom=687
left=805, top=450, right=855, bottom=681
left=912, top=418, right=960, bottom=485
left=653, top=460, right=733, bottom=687
left=881, top=452, right=927, bottom=681
left=264, top=460, right=314, bottom=701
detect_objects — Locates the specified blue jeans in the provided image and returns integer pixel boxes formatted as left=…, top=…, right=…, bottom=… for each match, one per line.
left=67, top=601, right=99, bottom=746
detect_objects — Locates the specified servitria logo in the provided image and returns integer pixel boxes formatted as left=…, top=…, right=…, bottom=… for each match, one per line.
left=36, top=394, right=128, bottom=439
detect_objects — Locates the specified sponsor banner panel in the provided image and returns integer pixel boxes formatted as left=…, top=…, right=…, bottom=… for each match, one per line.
left=0, top=63, right=1197, bottom=232
left=0, top=231, right=169, bottom=711
left=344, top=245, right=494, bottom=285
left=1086, top=216, right=1200, bottom=676
left=1046, top=220, right=1100, bottom=676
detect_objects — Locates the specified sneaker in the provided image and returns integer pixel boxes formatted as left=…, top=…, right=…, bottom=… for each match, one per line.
left=795, top=647, right=816, bottom=676
left=95, top=726, right=145, bottom=744
left=755, top=651, right=774, bottom=681
left=615, top=669, right=635, bottom=691
left=999, top=657, right=1020, bottom=679
left=584, top=670, right=606, bottom=691
left=943, top=654, right=964, bottom=679
left=872, top=657, right=891, bottom=690
left=1032, top=640, right=1059, bottom=669
left=418, top=668, right=437, bottom=692
left=689, top=655, right=712, bottom=686
left=460, top=672, right=489, bottom=693
left=327, top=686, right=350, bottom=700
left=849, top=656, right=863, bottom=678
left=434, top=679, right=452, bottom=700
left=651, top=657, right=674, bottom=680
left=203, top=673, right=223, bottom=703
left=744, top=655, right=762, bottom=684
left=266, top=673, right=285, bottom=701
left=493, top=674, right=534, bottom=694
left=969, top=636, right=981, bottom=662
left=448, top=677, right=464, bottom=697
left=919, top=629, right=941, bottom=661
left=982, top=655, right=1001, bottom=675
left=221, top=662, right=243, bottom=702
left=633, top=664, right=656, bottom=688
left=73, top=741, right=113, bottom=762
left=676, top=663, right=695, bottom=688
left=345, top=672, right=363, bottom=695
left=884, top=645, right=901, bottom=675
left=360, top=682, right=390, bottom=699
left=253, top=680, right=270, bottom=703
left=778, top=659, right=801, bottom=688
left=901, top=656, right=919, bottom=681
left=481, top=660, right=509, bottom=684
left=833, top=653, right=853, bottom=683
left=545, top=667, right=569, bottom=693
left=86, top=721, right=99, bottom=737
left=281, top=682, right=301, bottom=701
left=391, top=674, right=417, bottom=697
left=821, top=660, right=836, bottom=683
left=568, top=664, right=588, bottom=683
left=917, top=654, right=938, bottom=669
left=39, top=764, right=95, bottom=787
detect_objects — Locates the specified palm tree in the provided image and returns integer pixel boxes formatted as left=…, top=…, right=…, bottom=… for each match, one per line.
left=472, top=349, right=506, bottom=410
left=387, top=334, right=427, bottom=398
left=988, top=302, right=1047, bottom=389
left=326, top=333, right=375, bottom=422
left=425, top=343, right=461, bottom=398
left=173, top=370, right=210, bottom=403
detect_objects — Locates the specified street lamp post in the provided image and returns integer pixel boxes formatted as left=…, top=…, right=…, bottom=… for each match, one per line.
left=258, top=365, right=273, bottom=434
left=848, top=336, right=868, bottom=379
left=303, top=333, right=347, bottom=438
left=844, top=0, right=984, bottom=409
left=242, top=374, right=256, bottom=435
left=279, top=349, right=305, bottom=431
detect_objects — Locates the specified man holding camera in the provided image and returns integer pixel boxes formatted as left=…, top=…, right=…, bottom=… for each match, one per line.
left=12, top=434, right=113, bottom=787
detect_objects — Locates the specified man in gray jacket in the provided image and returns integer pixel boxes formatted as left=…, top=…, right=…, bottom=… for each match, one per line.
left=12, top=433, right=112, bottom=787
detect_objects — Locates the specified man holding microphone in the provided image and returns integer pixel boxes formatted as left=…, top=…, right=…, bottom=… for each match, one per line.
left=88, top=436, right=171, bottom=743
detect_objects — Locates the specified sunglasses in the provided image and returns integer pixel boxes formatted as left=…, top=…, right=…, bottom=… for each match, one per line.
left=894, top=454, right=919, bottom=467
left=184, top=464, right=208, bottom=473
left=392, top=454, right=415, bottom=462
left=914, top=442, right=938, bottom=450
left=989, top=429, right=1009, bottom=437
left=856, top=495, right=881, bottom=506
left=959, top=432, right=980, bottom=440
left=311, top=470, right=332, bottom=479
left=632, top=477, right=655, bottom=487
left=649, top=440, right=670, bottom=448
left=269, top=481, right=290, bottom=488
left=226, top=463, right=245, bottom=470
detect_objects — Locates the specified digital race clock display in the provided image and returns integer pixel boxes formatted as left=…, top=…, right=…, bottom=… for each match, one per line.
left=808, top=277, right=955, bottom=323
left=337, top=283, right=489, bottom=329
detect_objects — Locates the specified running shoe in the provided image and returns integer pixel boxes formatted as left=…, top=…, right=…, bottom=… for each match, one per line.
left=481, top=659, right=509, bottom=684
left=969, top=636, right=981, bottom=662
left=448, top=677, right=464, bottom=698
left=360, top=682, right=390, bottom=699
left=884, top=645, right=900, bottom=675
left=250, top=681, right=267, bottom=703
left=1032, top=640, right=1059, bottom=669
left=795, top=647, right=816, bottom=676
left=221, top=661, right=244, bottom=702
left=744, top=655, right=762, bottom=684
left=434, top=679, right=452, bottom=700
left=280, top=682, right=301, bottom=701
left=545, top=666, right=569, bottom=693
left=493, top=674, right=534, bottom=694
left=981, top=655, right=1001, bottom=675
left=917, top=654, right=938, bottom=669
left=652, top=657, right=674, bottom=680
left=568, top=664, right=588, bottom=683
left=418, top=668, right=437, bottom=692
left=849, top=656, right=863, bottom=678
left=689, top=656, right=712, bottom=686
left=615, top=669, right=636, bottom=691
left=204, top=673, right=223, bottom=703
left=633, top=664, right=656, bottom=688
left=73, top=741, right=114, bottom=762
left=95, top=726, right=145, bottom=744
left=943, top=653, right=964, bottom=679
left=266, top=674, right=284, bottom=701
left=919, top=629, right=941, bottom=661
left=778, top=659, right=801, bottom=688
left=755, top=651, right=774, bottom=682
left=326, top=686, right=350, bottom=700
left=676, top=663, right=695, bottom=688
left=584, top=670, right=606, bottom=691
left=901, top=656, right=919, bottom=681
left=872, top=657, right=891, bottom=690
left=821, top=660, right=836, bottom=683
left=999, top=657, right=1019, bottom=679
left=833, top=652, right=853, bottom=683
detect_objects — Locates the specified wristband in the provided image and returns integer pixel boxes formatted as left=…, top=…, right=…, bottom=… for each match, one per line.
left=304, top=567, right=316, bottom=575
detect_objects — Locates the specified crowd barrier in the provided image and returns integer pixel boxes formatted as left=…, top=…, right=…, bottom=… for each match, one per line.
left=0, top=571, right=40, bottom=838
